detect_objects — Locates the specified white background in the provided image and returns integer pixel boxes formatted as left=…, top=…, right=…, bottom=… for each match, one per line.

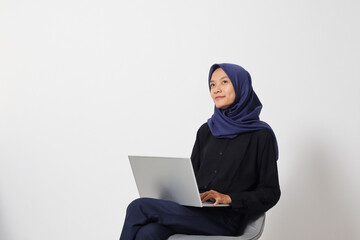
left=1, top=0, right=360, bottom=239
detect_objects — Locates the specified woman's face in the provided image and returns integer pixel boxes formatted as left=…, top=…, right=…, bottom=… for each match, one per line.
left=210, top=68, right=236, bottom=109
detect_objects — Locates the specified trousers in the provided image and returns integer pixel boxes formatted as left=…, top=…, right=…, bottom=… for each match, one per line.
left=119, top=198, right=245, bottom=240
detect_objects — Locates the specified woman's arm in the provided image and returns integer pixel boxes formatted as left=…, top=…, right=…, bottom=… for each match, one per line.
left=229, top=132, right=281, bottom=215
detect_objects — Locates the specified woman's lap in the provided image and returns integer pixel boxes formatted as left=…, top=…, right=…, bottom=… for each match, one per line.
left=120, top=198, right=244, bottom=240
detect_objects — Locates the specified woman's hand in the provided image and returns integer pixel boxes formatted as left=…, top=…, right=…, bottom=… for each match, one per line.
left=200, top=190, right=232, bottom=206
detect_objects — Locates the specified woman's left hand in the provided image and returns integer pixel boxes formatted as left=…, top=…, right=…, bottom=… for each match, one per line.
left=200, top=190, right=232, bottom=206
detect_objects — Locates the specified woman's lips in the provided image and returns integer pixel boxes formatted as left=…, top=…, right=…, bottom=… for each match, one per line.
left=215, top=96, right=225, bottom=100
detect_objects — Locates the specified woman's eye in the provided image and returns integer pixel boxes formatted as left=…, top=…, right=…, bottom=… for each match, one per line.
left=210, top=84, right=215, bottom=88
left=222, top=80, right=228, bottom=84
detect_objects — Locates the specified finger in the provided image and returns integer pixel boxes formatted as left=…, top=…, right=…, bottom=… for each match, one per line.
left=201, top=195, right=210, bottom=203
left=200, top=191, right=210, bottom=200
left=202, top=194, right=215, bottom=203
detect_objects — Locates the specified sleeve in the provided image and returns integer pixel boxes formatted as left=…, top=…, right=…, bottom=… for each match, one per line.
left=228, top=132, right=281, bottom=215
left=190, top=127, right=201, bottom=175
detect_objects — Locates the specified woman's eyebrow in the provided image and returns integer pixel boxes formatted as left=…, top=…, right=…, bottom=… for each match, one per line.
left=210, top=76, right=229, bottom=82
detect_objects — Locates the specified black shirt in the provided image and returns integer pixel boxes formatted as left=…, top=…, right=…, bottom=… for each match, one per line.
left=191, top=123, right=280, bottom=215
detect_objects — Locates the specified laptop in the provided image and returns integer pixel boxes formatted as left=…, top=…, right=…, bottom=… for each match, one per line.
left=128, top=155, right=230, bottom=207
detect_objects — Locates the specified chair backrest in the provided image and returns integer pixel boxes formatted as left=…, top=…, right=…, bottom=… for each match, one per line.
left=168, top=213, right=266, bottom=240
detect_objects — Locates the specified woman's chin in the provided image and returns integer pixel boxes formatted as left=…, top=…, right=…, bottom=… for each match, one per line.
left=216, top=105, right=230, bottom=110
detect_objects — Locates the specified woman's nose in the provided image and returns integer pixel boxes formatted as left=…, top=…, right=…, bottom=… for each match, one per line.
left=214, top=86, right=221, bottom=93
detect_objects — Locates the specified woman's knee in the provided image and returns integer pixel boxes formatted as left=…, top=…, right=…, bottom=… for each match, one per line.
left=126, top=198, right=158, bottom=214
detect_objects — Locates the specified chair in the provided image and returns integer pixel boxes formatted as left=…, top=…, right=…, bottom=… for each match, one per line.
left=167, top=213, right=265, bottom=240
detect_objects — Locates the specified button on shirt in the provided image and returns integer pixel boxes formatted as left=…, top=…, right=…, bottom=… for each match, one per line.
left=190, top=123, right=280, bottom=215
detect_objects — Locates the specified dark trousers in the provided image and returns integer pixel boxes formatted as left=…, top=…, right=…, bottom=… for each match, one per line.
left=119, top=198, right=245, bottom=240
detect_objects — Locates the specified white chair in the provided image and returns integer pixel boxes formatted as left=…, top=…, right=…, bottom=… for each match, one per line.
left=168, top=213, right=265, bottom=240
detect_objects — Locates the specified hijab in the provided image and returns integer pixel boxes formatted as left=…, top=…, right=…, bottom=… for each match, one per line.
left=207, top=63, right=279, bottom=160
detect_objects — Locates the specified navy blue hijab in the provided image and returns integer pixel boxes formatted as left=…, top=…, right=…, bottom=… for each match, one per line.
left=207, top=63, right=279, bottom=160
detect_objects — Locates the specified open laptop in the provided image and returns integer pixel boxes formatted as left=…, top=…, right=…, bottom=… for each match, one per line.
left=128, top=155, right=230, bottom=207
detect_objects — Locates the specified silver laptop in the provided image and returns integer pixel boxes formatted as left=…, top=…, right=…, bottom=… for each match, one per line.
left=128, top=155, right=230, bottom=207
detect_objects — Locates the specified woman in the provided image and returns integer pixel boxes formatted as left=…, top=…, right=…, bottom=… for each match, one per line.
left=119, top=63, right=280, bottom=240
